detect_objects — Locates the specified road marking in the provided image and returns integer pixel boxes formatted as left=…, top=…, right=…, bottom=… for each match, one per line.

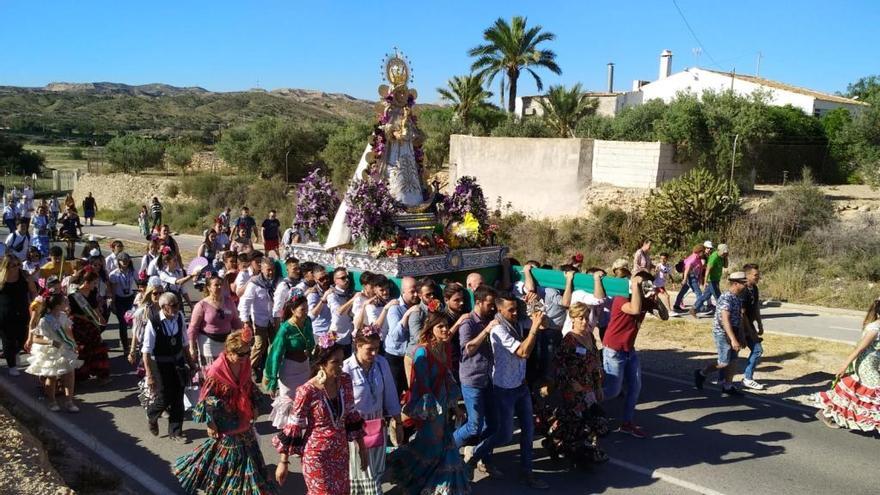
left=828, top=325, right=860, bottom=332
left=642, top=371, right=817, bottom=414
left=0, top=376, right=176, bottom=494
left=608, top=457, right=727, bottom=495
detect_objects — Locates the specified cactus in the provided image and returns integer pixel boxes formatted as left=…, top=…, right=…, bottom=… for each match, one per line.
left=642, top=168, right=740, bottom=249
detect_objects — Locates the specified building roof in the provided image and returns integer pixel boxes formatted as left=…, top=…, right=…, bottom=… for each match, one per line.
left=701, top=69, right=869, bottom=106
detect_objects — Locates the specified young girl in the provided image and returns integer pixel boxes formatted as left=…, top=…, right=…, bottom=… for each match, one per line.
left=25, top=294, right=83, bottom=412
left=138, top=205, right=150, bottom=238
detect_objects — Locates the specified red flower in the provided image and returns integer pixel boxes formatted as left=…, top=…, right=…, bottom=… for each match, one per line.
left=427, top=299, right=441, bottom=312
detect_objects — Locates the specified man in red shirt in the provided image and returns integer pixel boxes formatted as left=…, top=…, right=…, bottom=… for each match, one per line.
left=602, top=271, right=668, bottom=438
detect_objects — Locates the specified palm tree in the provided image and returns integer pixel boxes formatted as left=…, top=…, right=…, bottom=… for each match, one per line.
left=437, top=74, right=493, bottom=126
left=469, top=16, right=562, bottom=113
left=538, top=84, right=598, bottom=137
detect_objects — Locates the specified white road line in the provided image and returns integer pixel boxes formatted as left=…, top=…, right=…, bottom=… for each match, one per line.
left=0, top=376, right=175, bottom=494
left=828, top=325, right=860, bottom=332
left=608, top=457, right=727, bottom=495
left=642, top=371, right=817, bottom=414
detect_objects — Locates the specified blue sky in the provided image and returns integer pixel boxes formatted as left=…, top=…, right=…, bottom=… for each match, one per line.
left=1, top=1, right=877, bottom=103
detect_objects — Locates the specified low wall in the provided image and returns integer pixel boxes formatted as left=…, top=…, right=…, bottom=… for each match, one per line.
left=72, top=173, right=195, bottom=211
left=448, top=134, right=688, bottom=217
left=591, top=139, right=688, bottom=188
left=449, top=135, right=592, bottom=217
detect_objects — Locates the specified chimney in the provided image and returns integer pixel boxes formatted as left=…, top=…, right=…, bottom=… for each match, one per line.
left=659, top=49, right=673, bottom=79
left=606, top=62, right=615, bottom=92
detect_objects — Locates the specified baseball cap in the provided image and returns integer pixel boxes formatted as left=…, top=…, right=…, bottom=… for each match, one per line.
left=703, top=240, right=714, bottom=249
left=718, top=243, right=729, bottom=254
left=728, top=271, right=747, bottom=282
left=611, top=258, right=629, bottom=271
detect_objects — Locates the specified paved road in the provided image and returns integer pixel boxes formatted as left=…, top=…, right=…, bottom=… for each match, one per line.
left=2, top=317, right=876, bottom=495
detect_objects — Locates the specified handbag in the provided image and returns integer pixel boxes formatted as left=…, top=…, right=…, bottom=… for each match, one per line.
left=362, top=418, right=385, bottom=449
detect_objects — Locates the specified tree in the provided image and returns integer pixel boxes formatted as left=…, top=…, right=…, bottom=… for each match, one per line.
left=437, top=74, right=493, bottom=126
left=165, top=141, right=197, bottom=173
left=839, top=98, right=880, bottom=186
left=216, top=117, right=329, bottom=180
left=0, top=134, right=44, bottom=175
left=537, top=84, right=598, bottom=137
left=104, top=135, right=165, bottom=173
left=320, top=120, right=372, bottom=187
left=843, top=75, right=880, bottom=101
left=469, top=16, right=561, bottom=113
left=418, top=107, right=484, bottom=169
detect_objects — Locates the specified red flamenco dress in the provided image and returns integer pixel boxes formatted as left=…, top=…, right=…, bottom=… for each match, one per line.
left=68, top=291, right=110, bottom=381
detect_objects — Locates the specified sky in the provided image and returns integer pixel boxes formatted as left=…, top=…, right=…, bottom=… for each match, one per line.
left=1, top=0, right=878, bottom=103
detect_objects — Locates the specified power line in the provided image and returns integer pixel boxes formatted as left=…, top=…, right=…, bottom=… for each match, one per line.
left=671, top=0, right=722, bottom=69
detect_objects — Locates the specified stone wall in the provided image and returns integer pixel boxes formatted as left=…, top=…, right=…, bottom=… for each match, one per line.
left=72, top=173, right=196, bottom=210
left=189, top=151, right=229, bottom=172
left=448, top=135, right=689, bottom=218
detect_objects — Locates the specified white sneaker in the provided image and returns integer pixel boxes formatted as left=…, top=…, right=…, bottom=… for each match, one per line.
left=8, top=367, right=21, bottom=377
left=742, top=379, right=765, bottom=390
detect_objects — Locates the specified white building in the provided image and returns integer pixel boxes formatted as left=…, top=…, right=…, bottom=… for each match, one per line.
left=517, top=50, right=868, bottom=119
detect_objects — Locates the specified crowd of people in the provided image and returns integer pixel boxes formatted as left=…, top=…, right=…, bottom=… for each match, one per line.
left=1, top=191, right=878, bottom=495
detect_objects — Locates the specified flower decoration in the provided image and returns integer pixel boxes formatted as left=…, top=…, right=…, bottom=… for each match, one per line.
left=426, top=299, right=442, bottom=313
left=287, top=288, right=306, bottom=306
left=439, top=176, right=489, bottom=231
left=160, top=245, right=172, bottom=256
left=361, top=325, right=381, bottom=338
left=294, top=169, right=340, bottom=242
left=344, top=175, right=403, bottom=246
left=317, top=331, right=338, bottom=350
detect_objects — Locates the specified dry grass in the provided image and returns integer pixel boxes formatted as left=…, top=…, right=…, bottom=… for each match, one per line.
left=635, top=318, right=852, bottom=405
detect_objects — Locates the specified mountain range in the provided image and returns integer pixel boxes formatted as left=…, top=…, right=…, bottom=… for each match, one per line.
left=0, top=81, right=376, bottom=136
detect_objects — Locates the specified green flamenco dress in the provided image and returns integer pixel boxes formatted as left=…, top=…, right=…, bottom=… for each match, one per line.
left=174, top=358, right=276, bottom=495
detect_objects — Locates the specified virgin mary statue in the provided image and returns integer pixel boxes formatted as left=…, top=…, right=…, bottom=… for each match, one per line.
left=324, top=51, right=427, bottom=248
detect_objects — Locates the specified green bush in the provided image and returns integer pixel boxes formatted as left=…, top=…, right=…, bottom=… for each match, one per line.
left=642, top=168, right=740, bottom=249
left=761, top=170, right=835, bottom=240
left=104, top=135, right=164, bottom=173
left=165, top=183, right=179, bottom=199
left=490, top=116, right=554, bottom=138
left=69, top=147, right=85, bottom=160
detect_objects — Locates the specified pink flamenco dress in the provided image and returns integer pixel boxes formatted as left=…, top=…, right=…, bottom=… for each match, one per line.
left=273, top=373, right=365, bottom=495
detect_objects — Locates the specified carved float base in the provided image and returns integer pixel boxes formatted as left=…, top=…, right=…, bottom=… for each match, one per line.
left=288, top=243, right=508, bottom=278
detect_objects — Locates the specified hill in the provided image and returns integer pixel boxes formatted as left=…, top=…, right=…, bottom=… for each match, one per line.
left=0, top=82, right=375, bottom=137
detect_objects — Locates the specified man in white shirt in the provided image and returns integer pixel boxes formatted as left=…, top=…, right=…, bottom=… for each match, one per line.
left=104, top=240, right=124, bottom=274
left=142, top=292, right=191, bottom=443
left=234, top=251, right=262, bottom=297
left=5, top=219, right=31, bottom=261
left=487, top=292, right=549, bottom=490
left=238, top=257, right=277, bottom=380
left=272, top=257, right=302, bottom=319
left=326, top=267, right=356, bottom=355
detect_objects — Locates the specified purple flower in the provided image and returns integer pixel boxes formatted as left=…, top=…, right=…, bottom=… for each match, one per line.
left=439, top=176, right=488, bottom=229
left=294, top=169, right=340, bottom=236
left=344, top=175, right=404, bottom=245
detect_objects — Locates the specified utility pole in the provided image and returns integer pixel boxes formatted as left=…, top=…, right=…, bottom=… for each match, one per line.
left=756, top=51, right=763, bottom=77
left=285, top=149, right=292, bottom=186
left=730, top=133, right=740, bottom=194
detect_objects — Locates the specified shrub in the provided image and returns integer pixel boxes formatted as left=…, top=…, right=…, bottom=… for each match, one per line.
left=165, top=141, right=197, bottom=172
left=761, top=170, right=835, bottom=240
left=104, top=135, right=164, bottom=173
left=642, top=168, right=740, bottom=249
left=165, top=183, right=179, bottom=199
left=69, top=147, right=85, bottom=160
left=490, top=116, right=554, bottom=138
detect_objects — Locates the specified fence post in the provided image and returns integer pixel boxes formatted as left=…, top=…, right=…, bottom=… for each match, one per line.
left=53, top=170, right=60, bottom=191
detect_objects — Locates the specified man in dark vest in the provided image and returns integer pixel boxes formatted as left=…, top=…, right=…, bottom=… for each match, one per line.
left=142, top=292, right=192, bottom=443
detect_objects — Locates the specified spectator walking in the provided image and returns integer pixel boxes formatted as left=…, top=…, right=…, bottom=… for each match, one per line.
left=25, top=294, right=82, bottom=412
left=235, top=207, right=257, bottom=240
left=261, top=210, right=281, bottom=258
left=740, top=264, right=766, bottom=390
left=694, top=272, right=749, bottom=396
left=672, top=244, right=706, bottom=314
left=150, top=197, right=163, bottom=231
left=82, top=192, right=97, bottom=226
left=691, top=243, right=729, bottom=316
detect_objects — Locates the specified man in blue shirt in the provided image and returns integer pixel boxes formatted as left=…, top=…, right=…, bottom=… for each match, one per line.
left=383, top=276, right=418, bottom=395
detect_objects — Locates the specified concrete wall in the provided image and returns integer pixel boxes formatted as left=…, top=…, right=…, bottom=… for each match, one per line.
left=448, top=135, right=688, bottom=217
left=449, top=135, right=592, bottom=217
left=591, top=140, right=688, bottom=188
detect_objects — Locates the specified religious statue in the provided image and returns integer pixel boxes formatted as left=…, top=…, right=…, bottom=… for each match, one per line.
left=324, top=49, right=429, bottom=249
left=367, top=52, right=426, bottom=207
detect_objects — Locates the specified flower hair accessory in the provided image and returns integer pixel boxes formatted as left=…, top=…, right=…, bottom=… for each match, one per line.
left=426, top=299, right=442, bottom=313
left=361, top=325, right=381, bottom=338
left=317, top=331, right=338, bottom=350
left=160, top=246, right=172, bottom=256
left=288, top=288, right=306, bottom=306
left=572, top=252, right=584, bottom=264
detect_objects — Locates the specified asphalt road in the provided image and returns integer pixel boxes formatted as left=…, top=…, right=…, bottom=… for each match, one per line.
left=3, top=318, right=876, bottom=495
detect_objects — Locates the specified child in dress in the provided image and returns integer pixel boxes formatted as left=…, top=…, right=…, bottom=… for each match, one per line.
left=25, top=294, right=83, bottom=412
left=654, top=253, right=673, bottom=314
